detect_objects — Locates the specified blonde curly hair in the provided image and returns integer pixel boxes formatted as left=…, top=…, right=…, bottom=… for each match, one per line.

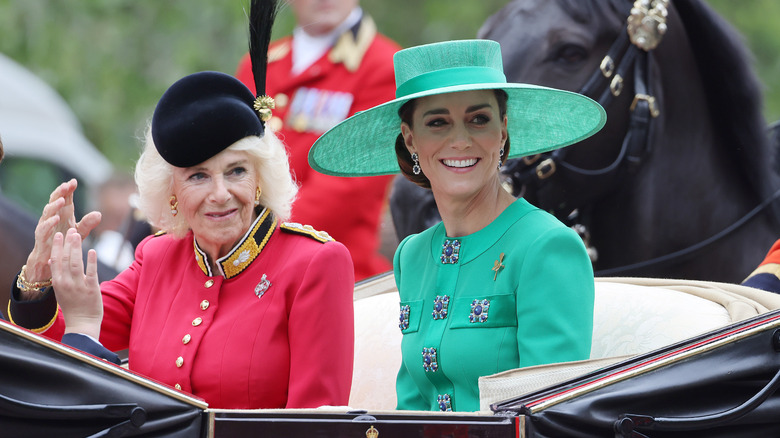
left=134, top=126, right=298, bottom=239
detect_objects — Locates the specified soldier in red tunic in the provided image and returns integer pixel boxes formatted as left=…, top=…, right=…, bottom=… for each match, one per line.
left=236, top=0, right=401, bottom=281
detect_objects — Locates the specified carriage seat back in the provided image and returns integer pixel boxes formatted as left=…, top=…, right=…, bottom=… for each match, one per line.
left=348, top=274, right=780, bottom=411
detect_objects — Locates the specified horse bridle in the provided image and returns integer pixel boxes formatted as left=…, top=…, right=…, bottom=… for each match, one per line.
left=502, top=0, right=666, bottom=217
left=502, top=0, right=780, bottom=276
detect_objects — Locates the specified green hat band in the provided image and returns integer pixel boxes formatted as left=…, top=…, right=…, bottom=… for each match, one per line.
left=395, top=67, right=507, bottom=99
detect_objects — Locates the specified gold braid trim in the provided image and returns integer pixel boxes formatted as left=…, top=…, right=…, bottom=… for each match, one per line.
left=744, top=263, right=780, bottom=283
left=8, top=302, right=60, bottom=334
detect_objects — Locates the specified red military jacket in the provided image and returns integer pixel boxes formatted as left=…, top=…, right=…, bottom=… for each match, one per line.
left=9, top=209, right=355, bottom=409
left=236, top=13, right=401, bottom=281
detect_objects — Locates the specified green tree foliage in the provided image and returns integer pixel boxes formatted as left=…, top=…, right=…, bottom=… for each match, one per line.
left=706, top=0, right=780, bottom=124
left=0, top=0, right=778, bottom=172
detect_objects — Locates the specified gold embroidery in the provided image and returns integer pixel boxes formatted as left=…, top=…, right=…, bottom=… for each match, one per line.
left=280, top=222, right=334, bottom=243
left=219, top=209, right=277, bottom=279
left=193, top=209, right=277, bottom=279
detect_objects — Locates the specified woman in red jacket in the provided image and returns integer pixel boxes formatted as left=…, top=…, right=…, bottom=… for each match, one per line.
left=8, top=0, right=354, bottom=410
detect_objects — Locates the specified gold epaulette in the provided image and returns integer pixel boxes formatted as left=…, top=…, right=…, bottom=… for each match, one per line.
left=268, top=38, right=291, bottom=63
left=280, top=222, right=334, bottom=243
left=328, top=15, right=377, bottom=72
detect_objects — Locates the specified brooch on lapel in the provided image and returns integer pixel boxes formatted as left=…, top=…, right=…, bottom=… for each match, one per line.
left=492, top=253, right=505, bottom=280
left=255, top=274, right=271, bottom=298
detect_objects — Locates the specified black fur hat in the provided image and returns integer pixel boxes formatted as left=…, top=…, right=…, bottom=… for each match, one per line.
left=151, top=0, right=277, bottom=168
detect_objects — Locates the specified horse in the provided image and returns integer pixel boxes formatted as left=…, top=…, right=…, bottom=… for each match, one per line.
left=390, top=0, right=780, bottom=284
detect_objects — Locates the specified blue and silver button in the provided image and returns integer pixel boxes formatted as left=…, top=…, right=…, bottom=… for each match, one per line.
left=422, top=347, right=439, bottom=372
left=469, top=299, right=490, bottom=323
left=432, top=295, right=450, bottom=320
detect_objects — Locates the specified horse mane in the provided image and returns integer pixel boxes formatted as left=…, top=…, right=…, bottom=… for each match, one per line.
left=673, top=0, right=780, bottom=221
left=555, top=0, right=629, bottom=24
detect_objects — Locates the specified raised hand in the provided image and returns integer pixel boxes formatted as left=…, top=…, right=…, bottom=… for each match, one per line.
left=21, top=179, right=101, bottom=299
left=50, top=228, right=103, bottom=339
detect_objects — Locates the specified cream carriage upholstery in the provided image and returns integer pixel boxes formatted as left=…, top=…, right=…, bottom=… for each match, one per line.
left=348, top=274, right=780, bottom=411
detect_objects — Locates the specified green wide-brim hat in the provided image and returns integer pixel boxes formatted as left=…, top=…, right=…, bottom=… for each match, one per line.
left=309, top=39, right=606, bottom=177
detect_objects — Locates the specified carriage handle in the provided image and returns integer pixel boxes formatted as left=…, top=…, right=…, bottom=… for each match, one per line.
left=613, top=332, right=780, bottom=437
left=0, top=392, right=146, bottom=434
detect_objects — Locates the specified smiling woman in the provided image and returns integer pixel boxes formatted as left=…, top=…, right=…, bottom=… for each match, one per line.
left=7, top=0, right=356, bottom=410
left=310, top=39, right=606, bottom=412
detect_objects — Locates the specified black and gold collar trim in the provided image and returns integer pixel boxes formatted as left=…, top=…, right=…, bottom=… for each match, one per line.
left=193, top=208, right=277, bottom=279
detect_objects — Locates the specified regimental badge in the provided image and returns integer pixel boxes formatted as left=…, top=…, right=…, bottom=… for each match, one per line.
left=422, top=347, right=438, bottom=372
left=469, top=299, right=490, bottom=323
left=399, top=304, right=410, bottom=331
left=255, top=274, right=271, bottom=299
left=441, top=239, right=461, bottom=264
left=437, top=394, right=452, bottom=412
left=432, top=295, right=450, bottom=320
left=233, top=250, right=251, bottom=267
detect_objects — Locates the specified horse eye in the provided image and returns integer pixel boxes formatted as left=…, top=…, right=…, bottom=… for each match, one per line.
left=555, top=44, right=588, bottom=65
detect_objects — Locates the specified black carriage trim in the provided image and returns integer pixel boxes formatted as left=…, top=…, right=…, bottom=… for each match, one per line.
left=493, top=309, right=780, bottom=416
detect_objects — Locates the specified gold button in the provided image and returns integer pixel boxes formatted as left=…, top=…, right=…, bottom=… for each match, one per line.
left=275, top=93, right=289, bottom=108
left=200, top=300, right=209, bottom=311
left=268, top=116, right=283, bottom=132
left=205, top=279, right=214, bottom=288
left=192, top=317, right=203, bottom=326
left=176, top=357, right=184, bottom=367
left=182, top=334, right=191, bottom=344
left=174, top=383, right=181, bottom=390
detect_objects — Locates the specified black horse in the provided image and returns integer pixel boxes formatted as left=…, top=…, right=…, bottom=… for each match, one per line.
left=390, top=0, right=780, bottom=283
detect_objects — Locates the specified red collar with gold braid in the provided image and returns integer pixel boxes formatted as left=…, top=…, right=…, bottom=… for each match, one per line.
left=193, top=208, right=277, bottom=279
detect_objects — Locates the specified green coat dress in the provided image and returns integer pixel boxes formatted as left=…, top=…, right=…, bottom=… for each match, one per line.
left=394, top=198, right=594, bottom=412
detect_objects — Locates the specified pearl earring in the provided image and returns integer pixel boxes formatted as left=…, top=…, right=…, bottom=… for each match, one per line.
left=169, top=195, right=178, bottom=216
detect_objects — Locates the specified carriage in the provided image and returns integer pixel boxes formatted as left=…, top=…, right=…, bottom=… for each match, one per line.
left=5, top=0, right=780, bottom=435
left=4, top=272, right=780, bottom=437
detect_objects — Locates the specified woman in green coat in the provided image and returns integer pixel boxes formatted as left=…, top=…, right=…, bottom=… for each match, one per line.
left=309, top=39, right=606, bottom=412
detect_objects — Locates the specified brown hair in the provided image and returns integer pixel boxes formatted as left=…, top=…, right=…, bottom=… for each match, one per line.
left=395, top=89, right=510, bottom=188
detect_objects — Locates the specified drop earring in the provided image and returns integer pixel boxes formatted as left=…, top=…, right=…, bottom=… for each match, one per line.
left=498, top=147, right=505, bottom=170
left=169, top=195, right=178, bottom=216
left=255, top=187, right=262, bottom=206
left=412, top=152, right=421, bottom=175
